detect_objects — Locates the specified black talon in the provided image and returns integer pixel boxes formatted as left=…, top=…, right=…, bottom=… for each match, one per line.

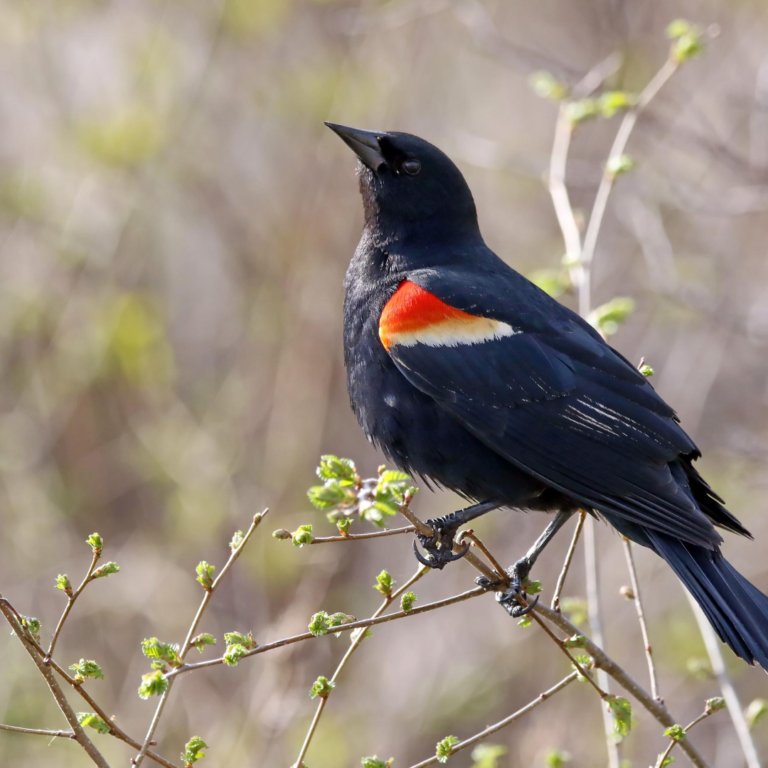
left=411, top=516, right=472, bottom=570
left=413, top=539, right=438, bottom=569
left=513, top=593, right=539, bottom=617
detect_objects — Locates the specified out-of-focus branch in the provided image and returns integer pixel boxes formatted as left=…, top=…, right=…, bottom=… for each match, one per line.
left=654, top=702, right=725, bottom=768
left=409, top=672, right=579, bottom=768
left=551, top=510, right=586, bottom=611
left=622, top=538, right=661, bottom=702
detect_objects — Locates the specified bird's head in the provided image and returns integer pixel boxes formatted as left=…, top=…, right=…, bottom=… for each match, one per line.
left=325, top=123, right=479, bottom=244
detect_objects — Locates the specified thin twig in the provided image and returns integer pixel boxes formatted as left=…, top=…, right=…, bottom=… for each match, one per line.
left=408, top=672, right=579, bottom=768
left=0, top=598, right=110, bottom=768
left=458, top=530, right=508, bottom=583
left=686, top=594, right=762, bottom=768
left=47, top=549, right=101, bottom=660
left=310, top=526, right=416, bottom=544
left=655, top=709, right=719, bottom=768
left=132, top=509, right=268, bottom=767
left=0, top=723, right=74, bottom=738
left=291, top=566, right=428, bottom=767
left=551, top=510, right=586, bottom=611
left=622, top=538, right=661, bottom=702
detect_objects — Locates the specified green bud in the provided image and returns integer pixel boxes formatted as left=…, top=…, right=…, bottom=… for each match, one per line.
left=598, top=91, right=636, bottom=118
left=561, top=597, right=588, bottom=626
left=309, top=675, right=335, bottom=699
left=400, top=592, right=417, bottom=613
left=229, top=530, right=244, bottom=551
left=55, top=574, right=73, bottom=597
left=336, top=516, right=352, bottom=535
left=292, top=525, right=314, bottom=548
left=565, top=98, right=599, bottom=125
left=13, top=615, right=42, bottom=642
left=374, top=570, right=395, bottom=597
left=562, top=635, right=586, bottom=648
left=223, top=644, right=248, bottom=666
left=606, top=154, right=635, bottom=178
left=141, top=638, right=182, bottom=668
left=544, top=750, right=571, bottom=768
left=705, top=697, right=726, bottom=713
left=361, top=758, right=394, bottom=768
left=86, top=533, right=103, bottom=556
left=639, top=364, right=655, bottom=377
left=138, top=670, right=169, bottom=699
left=571, top=655, right=593, bottom=682
left=69, top=659, right=105, bottom=683
left=196, top=561, right=215, bottom=590
left=745, top=698, right=768, bottom=729
left=91, top=561, right=119, bottom=580
left=517, top=615, right=532, bottom=628
left=272, top=529, right=292, bottom=540
left=529, top=71, right=569, bottom=101
left=436, top=735, right=460, bottom=763
left=76, top=712, right=111, bottom=734
left=181, top=735, right=208, bottom=765
left=664, top=724, right=686, bottom=741
left=223, top=631, right=256, bottom=650
left=190, top=633, right=217, bottom=653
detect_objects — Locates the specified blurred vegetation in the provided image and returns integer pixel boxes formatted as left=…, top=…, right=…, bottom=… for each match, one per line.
left=0, top=0, right=767, bottom=766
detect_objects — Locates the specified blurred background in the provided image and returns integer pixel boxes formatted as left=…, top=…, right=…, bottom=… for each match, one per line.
left=0, top=0, right=767, bottom=766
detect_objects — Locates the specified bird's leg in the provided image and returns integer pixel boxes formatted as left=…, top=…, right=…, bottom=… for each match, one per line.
left=476, top=508, right=576, bottom=617
left=413, top=500, right=502, bottom=570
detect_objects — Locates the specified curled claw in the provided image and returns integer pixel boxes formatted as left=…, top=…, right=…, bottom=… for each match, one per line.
left=445, top=540, right=471, bottom=561
left=513, top=593, right=539, bottom=617
left=413, top=539, right=439, bottom=569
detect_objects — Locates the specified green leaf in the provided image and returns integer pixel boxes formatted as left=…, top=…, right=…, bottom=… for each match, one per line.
left=190, top=633, right=217, bottom=653
left=471, top=743, right=508, bottom=768
left=309, top=675, right=335, bottom=699
left=589, top=297, right=636, bottom=336
left=436, top=735, right=461, bottom=763
left=141, top=638, right=182, bottom=668
left=545, top=750, right=572, bottom=768
left=307, top=481, right=354, bottom=510
left=196, top=561, right=215, bottom=590
left=55, top=574, right=73, bottom=597
left=607, top=696, right=633, bottom=737
left=336, top=516, right=353, bottom=535
left=517, top=615, right=532, bottom=628
left=138, top=670, right=169, bottom=699
left=745, top=698, right=768, bottom=729
left=91, top=561, right=119, bottom=579
left=317, top=455, right=358, bottom=482
left=229, top=530, right=245, bottom=551
left=292, top=525, right=315, bottom=547
left=529, top=71, right=568, bottom=101
left=664, top=724, right=686, bottom=742
left=309, top=611, right=330, bottom=637
left=562, top=635, right=586, bottom=648
left=12, top=615, right=42, bottom=642
left=400, top=592, right=417, bottom=613
left=181, top=735, right=208, bottom=765
left=639, top=364, right=654, bottom=377
left=523, top=579, right=543, bottom=595
left=69, top=659, right=105, bottom=683
left=223, top=631, right=256, bottom=650
left=223, top=644, right=248, bottom=666
left=361, top=758, right=394, bottom=768
left=77, top=712, right=111, bottom=734
left=86, top=533, right=103, bottom=556
left=571, top=655, right=593, bottom=682
left=374, top=570, right=395, bottom=597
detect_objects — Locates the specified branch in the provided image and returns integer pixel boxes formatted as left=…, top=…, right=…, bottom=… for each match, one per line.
left=132, top=509, right=268, bottom=767
left=0, top=597, right=110, bottom=768
left=551, top=510, right=586, bottom=611
left=622, top=538, right=661, bottom=702
left=654, top=703, right=724, bottom=768
left=409, top=672, right=579, bottom=768
left=0, top=723, right=74, bottom=738
left=310, top=526, right=416, bottom=544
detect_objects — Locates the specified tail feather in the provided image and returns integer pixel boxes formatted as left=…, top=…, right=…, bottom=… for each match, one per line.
left=648, top=532, right=768, bottom=670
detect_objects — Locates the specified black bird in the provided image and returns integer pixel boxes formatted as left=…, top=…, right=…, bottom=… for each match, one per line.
left=326, top=121, right=768, bottom=670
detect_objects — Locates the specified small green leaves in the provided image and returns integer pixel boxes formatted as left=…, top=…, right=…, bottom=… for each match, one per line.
left=229, top=530, right=245, bottom=551
left=336, top=516, right=353, bottom=535
left=639, top=364, right=655, bottom=378
left=571, top=655, right=593, bottom=682
left=589, top=297, right=636, bottom=336
left=77, top=712, right=111, bottom=734
left=317, top=455, right=358, bottom=482
left=181, top=735, right=208, bottom=765
left=190, top=633, right=217, bottom=653
left=599, top=92, right=635, bottom=118
left=523, top=579, right=543, bottom=596
left=141, top=638, right=182, bottom=668
left=705, top=697, right=726, bottom=713
left=55, top=574, right=73, bottom=598
left=517, top=615, right=532, bottom=629
left=361, top=758, right=394, bottom=768
left=138, top=670, right=169, bottom=699
left=664, top=724, right=686, bottom=742
left=374, top=570, right=395, bottom=598
left=436, top=735, right=461, bottom=763
left=544, top=750, right=572, bottom=768
left=606, top=154, right=635, bottom=179
left=91, top=562, right=120, bottom=580
left=400, top=592, right=417, bottom=613
left=529, top=71, right=568, bottom=101
left=223, top=631, right=256, bottom=650
left=309, top=675, right=335, bottom=699
left=292, top=525, right=315, bottom=548
left=69, top=659, right=105, bottom=683
left=659, top=757, right=675, bottom=767
left=471, top=744, right=507, bottom=768
left=562, top=635, right=586, bottom=649
left=308, top=611, right=356, bottom=637
left=13, top=615, right=41, bottom=642
left=363, top=470, right=413, bottom=526
left=86, top=533, right=103, bottom=557
left=607, top=696, right=633, bottom=737
left=745, top=698, right=768, bottom=729
left=666, top=20, right=706, bottom=63
left=196, top=561, right=215, bottom=590
left=272, top=529, right=292, bottom=540
left=223, top=644, right=249, bottom=666
left=308, top=456, right=359, bottom=511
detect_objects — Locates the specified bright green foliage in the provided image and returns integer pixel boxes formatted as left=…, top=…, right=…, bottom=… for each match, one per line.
left=317, top=455, right=358, bottom=482
left=91, top=561, right=120, bottom=579
left=308, top=481, right=357, bottom=511
left=524, top=579, right=543, bottom=595
left=745, top=698, right=768, bottom=729
left=529, top=71, right=568, bottom=101
left=190, top=633, right=217, bottom=653
left=77, top=712, right=111, bottom=734
left=196, top=561, right=215, bottom=590
left=545, top=750, right=572, bottom=767
left=561, top=597, right=588, bottom=626
left=181, top=735, right=208, bottom=765
left=607, top=696, right=633, bottom=736
left=86, top=533, right=104, bottom=556
left=69, top=659, right=105, bottom=683
left=337, top=516, right=353, bottom=534
left=292, top=524, right=315, bottom=547
left=664, top=724, right=686, bottom=741
left=571, top=655, right=593, bottom=682
left=436, top=735, right=461, bottom=763
left=223, top=631, right=256, bottom=650
left=659, top=757, right=675, bottom=767
left=138, top=670, right=169, bottom=699
left=606, top=154, right=635, bottom=178
left=374, top=570, right=395, bottom=597
left=598, top=91, right=636, bottom=117
left=471, top=743, right=507, bottom=768
left=361, top=758, right=394, bottom=768
left=639, top=364, right=655, bottom=377
left=141, top=638, right=182, bottom=668
left=705, top=697, right=726, bottom=713
left=309, top=675, right=335, bottom=699
left=14, top=615, right=41, bottom=642
left=589, top=297, right=636, bottom=336
left=666, top=20, right=706, bottom=63
left=400, top=592, right=417, bottom=613
left=55, top=574, right=73, bottom=597
left=364, top=470, right=413, bottom=526
left=223, top=644, right=249, bottom=666
left=518, top=615, right=532, bottom=628
left=529, top=269, right=571, bottom=298
left=229, top=530, right=245, bottom=551
left=308, top=611, right=356, bottom=637
left=562, top=635, right=586, bottom=648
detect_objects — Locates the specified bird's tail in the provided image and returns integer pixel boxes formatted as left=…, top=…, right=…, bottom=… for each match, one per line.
left=648, top=532, right=768, bottom=671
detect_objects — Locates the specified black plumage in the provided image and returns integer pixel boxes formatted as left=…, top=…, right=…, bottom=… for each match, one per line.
left=327, top=122, right=768, bottom=670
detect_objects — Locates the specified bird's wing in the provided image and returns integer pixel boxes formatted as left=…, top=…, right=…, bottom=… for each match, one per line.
left=380, top=270, right=721, bottom=548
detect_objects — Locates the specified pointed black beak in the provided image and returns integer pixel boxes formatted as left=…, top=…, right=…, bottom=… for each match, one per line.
left=325, top=122, right=387, bottom=171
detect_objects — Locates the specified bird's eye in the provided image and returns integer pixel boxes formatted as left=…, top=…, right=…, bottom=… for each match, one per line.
left=402, top=159, right=421, bottom=175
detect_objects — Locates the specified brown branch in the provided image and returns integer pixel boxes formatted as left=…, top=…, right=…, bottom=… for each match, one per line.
left=654, top=708, right=720, bottom=768
left=551, top=510, right=586, bottom=611
left=310, top=526, right=416, bottom=544
left=0, top=723, right=74, bottom=738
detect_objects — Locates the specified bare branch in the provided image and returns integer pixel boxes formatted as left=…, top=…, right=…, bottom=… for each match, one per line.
left=310, top=526, right=416, bottom=544
left=551, top=510, right=586, bottom=611
left=0, top=723, right=74, bottom=738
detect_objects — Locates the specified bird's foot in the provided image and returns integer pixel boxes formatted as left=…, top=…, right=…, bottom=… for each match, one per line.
left=475, top=557, right=539, bottom=618
left=412, top=513, right=470, bottom=570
